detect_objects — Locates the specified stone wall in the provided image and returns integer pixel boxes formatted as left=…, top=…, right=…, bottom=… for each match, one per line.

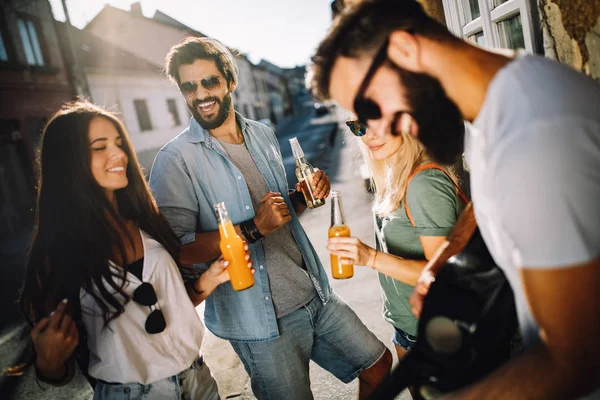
left=537, top=0, right=600, bottom=79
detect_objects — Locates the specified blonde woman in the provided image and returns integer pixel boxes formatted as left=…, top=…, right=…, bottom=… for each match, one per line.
left=328, top=118, right=466, bottom=363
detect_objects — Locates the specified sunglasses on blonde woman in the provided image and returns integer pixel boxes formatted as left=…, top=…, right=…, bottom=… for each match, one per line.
left=346, top=120, right=368, bottom=137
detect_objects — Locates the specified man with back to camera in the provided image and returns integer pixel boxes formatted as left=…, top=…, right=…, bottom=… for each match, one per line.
left=308, top=0, right=600, bottom=398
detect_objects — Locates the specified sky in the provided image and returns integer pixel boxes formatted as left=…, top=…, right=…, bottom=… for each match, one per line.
left=48, top=0, right=335, bottom=68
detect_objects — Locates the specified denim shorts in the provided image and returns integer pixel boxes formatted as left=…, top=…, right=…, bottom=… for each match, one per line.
left=392, top=326, right=418, bottom=350
left=230, top=292, right=387, bottom=400
left=93, top=357, right=219, bottom=400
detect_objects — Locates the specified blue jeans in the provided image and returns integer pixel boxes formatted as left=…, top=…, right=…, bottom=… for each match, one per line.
left=392, top=327, right=417, bottom=350
left=230, top=293, right=387, bottom=400
left=93, top=358, right=219, bottom=400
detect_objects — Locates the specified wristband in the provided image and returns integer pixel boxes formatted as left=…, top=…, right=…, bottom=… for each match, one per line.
left=240, top=220, right=256, bottom=243
left=247, top=218, right=264, bottom=241
left=240, top=219, right=264, bottom=243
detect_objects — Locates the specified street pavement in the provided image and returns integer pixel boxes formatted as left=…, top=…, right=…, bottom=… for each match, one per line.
left=0, top=99, right=410, bottom=399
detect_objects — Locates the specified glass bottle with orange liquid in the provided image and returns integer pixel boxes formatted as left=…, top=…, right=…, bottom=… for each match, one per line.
left=328, top=190, right=354, bottom=279
left=215, top=202, right=254, bottom=291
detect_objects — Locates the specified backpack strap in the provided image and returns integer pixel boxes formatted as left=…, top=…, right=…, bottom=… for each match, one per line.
left=405, top=163, right=469, bottom=228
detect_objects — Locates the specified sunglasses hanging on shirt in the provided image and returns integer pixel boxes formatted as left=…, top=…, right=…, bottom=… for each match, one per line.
left=133, top=282, right=166, bottom=334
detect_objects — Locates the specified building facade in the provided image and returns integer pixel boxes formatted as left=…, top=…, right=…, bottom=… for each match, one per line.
left=249, top=64, right=271, bottom=121
left=258, top=59, right=292, bottom=124
left=84, top=2, right=274, bottom=122
left=421, top=0, right=599, bottom=79
left=235, top=53, right=267, bottom=121
left=0, top=0, right=73, bottom=239
left=59, top=26, right=191, bottom=173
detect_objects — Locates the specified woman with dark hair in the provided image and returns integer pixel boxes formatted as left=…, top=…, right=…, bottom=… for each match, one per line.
left=19, top=100, right=248, bottom=399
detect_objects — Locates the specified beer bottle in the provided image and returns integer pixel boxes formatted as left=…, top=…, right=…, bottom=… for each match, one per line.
left=215, top=202, right=254, bottom=291
left=328, top=190, right=354, bottom=279
left=289, top=137, right=325, bottom=209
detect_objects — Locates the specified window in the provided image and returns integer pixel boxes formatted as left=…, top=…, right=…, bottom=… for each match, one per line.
left=134, top=99, right=153, bottom=132
left=443, top=0, right=534, bottom=52
left=166, top=99, right=181, bottom=126
left=497, top=13, right=526, bottom=50
left=0, top=30, right=8, bottom=61
left=17, top=17, right=44, bottom=66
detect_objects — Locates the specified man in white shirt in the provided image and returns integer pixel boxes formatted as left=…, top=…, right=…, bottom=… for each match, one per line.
left=308, top=0, right=600, bottom=398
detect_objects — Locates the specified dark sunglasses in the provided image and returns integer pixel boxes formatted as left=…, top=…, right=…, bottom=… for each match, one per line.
left=133, top=282, right=166, bottom=334
left=353, top=37, right=411, bottom=136
left=179, top=76, right=222, bottom=97
left=346, top=119, right=367, bottom=136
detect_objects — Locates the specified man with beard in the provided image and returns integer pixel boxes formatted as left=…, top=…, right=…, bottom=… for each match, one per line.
left=149, top=37, right=392, bottom=400
left=308, top=0, right=600, bottom=399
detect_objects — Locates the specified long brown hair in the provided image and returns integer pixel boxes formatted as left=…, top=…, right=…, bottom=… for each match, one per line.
left=19, top=100, right=181, bottom=327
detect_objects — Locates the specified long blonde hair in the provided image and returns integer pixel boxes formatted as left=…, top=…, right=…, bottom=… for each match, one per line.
left=358, top=129, right=427, bottom=217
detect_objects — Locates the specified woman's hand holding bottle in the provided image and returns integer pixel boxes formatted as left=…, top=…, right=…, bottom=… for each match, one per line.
left=193, top=243, right=254, bottom=295
left=327, top=236, right=377, bottom=267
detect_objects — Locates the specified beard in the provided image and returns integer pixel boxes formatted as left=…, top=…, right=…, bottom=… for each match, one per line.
left=391, top=63, right=465, bottom=165
left=188, top=92, right=232, bottom=130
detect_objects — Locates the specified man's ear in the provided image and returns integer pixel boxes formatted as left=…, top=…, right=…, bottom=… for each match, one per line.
left=229, top=80, right=237, bottom=93
left=387, top=30, right=423, bottom=73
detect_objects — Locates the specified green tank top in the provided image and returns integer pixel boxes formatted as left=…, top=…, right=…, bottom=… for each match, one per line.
left=375, top=168, right=460, bottom=336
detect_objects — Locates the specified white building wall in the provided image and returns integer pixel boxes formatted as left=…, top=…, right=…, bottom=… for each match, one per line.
left=86, top=8, right=189, bottom=67
left=252, top=68, right=271, bottom=121
left=234, top=56, right=259, bottom=120
left=87, top=71, right=190, bottom=171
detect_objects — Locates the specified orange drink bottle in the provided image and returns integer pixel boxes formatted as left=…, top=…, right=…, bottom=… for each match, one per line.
left=215, top=202, right=254, bottom=291
left=328, top=190, right=354, bottom=279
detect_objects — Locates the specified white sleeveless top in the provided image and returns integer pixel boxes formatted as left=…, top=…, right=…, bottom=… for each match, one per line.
left=80, top=230, right=204, bottom=384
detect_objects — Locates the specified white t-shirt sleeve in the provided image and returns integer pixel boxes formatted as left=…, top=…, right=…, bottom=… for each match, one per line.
left=493, top=117, right=600, bottom=269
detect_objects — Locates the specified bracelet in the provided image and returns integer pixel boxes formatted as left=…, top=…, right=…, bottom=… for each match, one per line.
left=370, top=250, right=378, bottom=270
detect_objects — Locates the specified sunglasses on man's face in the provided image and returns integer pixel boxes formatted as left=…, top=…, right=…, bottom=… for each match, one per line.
left=352, top=37, right=413, bottom=137
left=353, top=38, right=389, bottom=127
left=133, top=282, right=166, bottom=334
left=179, top=76, right=222, bottom=98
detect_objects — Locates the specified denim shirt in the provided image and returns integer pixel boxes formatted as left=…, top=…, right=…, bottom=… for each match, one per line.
left=149, top=113, right=331, bottom=341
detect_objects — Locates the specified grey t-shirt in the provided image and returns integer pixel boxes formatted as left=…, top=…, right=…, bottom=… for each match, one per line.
left=467, top=54, right=600, bottom=398
left=217, top=139, right=316, bottom=318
